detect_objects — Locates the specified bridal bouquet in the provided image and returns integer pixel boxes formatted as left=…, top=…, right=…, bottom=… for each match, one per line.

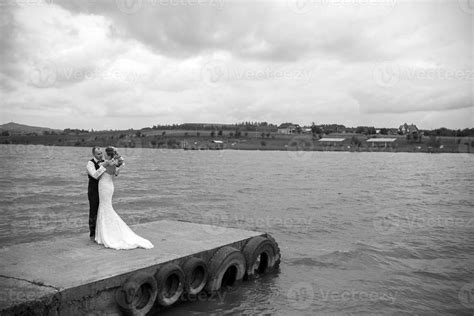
left=113, top=151, right=125, bottom=167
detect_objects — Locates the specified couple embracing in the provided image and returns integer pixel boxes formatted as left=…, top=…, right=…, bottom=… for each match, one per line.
left=87, top=146, right=153, bottom=250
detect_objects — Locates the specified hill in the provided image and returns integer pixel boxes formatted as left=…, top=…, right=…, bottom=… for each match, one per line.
left=0, top=122, right=61, bottom=135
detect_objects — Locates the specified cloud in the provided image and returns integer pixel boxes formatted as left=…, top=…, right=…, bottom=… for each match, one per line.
left=354, top=86, right=473, bottom=115
left=0, top=0, right=472, bottom=130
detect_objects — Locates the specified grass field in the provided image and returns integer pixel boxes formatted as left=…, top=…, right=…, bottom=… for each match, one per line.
left=0, top=130, right=472, bottom=154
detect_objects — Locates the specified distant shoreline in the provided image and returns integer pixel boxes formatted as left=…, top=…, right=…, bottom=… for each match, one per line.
left=1, top=131, right=472, bottom=154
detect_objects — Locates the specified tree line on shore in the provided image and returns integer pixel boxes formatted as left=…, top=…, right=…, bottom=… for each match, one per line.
left=1, top=122, right=473, bottom=138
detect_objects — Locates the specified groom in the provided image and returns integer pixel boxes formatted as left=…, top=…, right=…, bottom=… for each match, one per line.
left=86, top=147, right=110, bottom=241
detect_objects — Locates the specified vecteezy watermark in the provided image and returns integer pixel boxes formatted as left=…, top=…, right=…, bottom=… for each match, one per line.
left=114, top=0, right=143, bottom=14
left=373, top=210, right=473, bottom=235
left=27, top=214, right=85, bottom=230
left=373, top=210, right=400, bottom=235
left=28, top=62, right=144, bottom=88
left=29, top=62, right=57, bottom=88
left=178, top=290, right=228, bottom=303
left=458, top=0, right=474, bottom=15
left=286, top=136, right=315, bottom=162
left=200, top=60, right=228, bottom=88
left=201, top=211, right=314, bottom=234
left=200, top=210, right=230, bottom=235
left=239, top=214, right=314, bottom=231
left=459, top=282, right=474, bottom=309
left=3, top=143, right=57, bottom=159
left=287, top=282, right=314, bottom=310
left=286, top=282, right=397, bottom=310
left=115, top=137, right=146, bottom=160
left=0, top=288, right=41, bottom=303
left=319, top=288, right=397, bottom=304
left=200, top=60, right=314, bottom=87
left=372, top=63, right=473, bottom=88
left=115, top=0, right=225, bottom=14
left=126, top=214, right=147, bottom=226
left=458, top=136, right=474, bottom=154
left=115, top=271, right=155, bottom=311
left=286, top=0, right=397, bottom=15
left=0, top=0, right=54, bottom=8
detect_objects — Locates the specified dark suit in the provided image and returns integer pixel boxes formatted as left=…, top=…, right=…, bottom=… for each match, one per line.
left=88, top=159, right=101, bottom=238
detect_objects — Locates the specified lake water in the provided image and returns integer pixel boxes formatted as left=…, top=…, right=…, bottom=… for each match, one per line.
left=0, top=145, right=473, bottom=315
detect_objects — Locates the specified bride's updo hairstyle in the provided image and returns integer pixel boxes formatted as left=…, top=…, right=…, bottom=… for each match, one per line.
left=105, top=146, right=117, bottom=159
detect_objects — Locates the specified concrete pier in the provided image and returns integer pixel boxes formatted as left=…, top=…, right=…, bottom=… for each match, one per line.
left=0, top=220, right=280, bottom=315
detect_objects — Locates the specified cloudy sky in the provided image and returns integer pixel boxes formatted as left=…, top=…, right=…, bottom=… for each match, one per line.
left=0, top=0, right=472, bottom=130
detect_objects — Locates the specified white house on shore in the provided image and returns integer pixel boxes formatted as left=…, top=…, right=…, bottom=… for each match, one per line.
left=277, top=123, right=300, bottom=134
left=399, top=123, right=419, bottom=135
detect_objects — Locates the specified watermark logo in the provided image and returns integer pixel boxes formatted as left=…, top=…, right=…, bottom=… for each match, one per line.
left=114, top=271, right=156, bottom=311
left=62, top=66, right=143, bottom=82
left=201, top=59, right=229, bottom=87
left=0, top=288, right=41, bottom=304
left=115, top=0, right=224, bottom=14
left=373, top=63, right=473, bottom=88
left=178, top=290, right=229, bottom=303
left=458, top=136, right=473, bottom=154
left=319, top=288, right=397, bottom=304
left=7, top=144, right=56, bottom=159
left=200, top=212, right=315, bottom=234
left=373, top=210, right=400, bottom=235
left=160, top=0, right=225, bottom=10
left=286, top=136, right=315, bottom=162
left=28, top=62, right=143, bottom=87
left=459, top=282, right=474, bottom=309
left=125, top=214, right=145, bottom=226
left=373, top=210, right=473, bottom=235
left=115, top=134, right=146, bottom=160
left=287, top=0, right=397, bottom=15
left=200, top=210, right=229, bottom=235
left=72, top=0, right=98, bottom=11
left=201, top=59, right=313, bottom=87
left=27, top=214, right=84, bottom=230
left=372, top=63, right=400, bottom=88
left=287, top=282, right=314, bottom=310
left=115, top=0, right=142, bottom=14
left=236, top=214, right=314, bottom=232
left=458, top=0, right=474, bottom=14
left=286, top=0, right=313, bottom=15
left=29, top=62, right=57, bottom=88
left=1, top=0, right=54, bottom=8
left=1, top=144, right=57, bottom=177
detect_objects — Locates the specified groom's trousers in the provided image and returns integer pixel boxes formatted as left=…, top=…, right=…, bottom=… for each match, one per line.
left=88, top=185, right=100, bottom=238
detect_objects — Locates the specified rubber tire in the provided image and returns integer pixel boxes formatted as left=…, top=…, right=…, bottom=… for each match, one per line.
left=266, top=234, right=281, bottom=268
left=117, top=272, right=158, bottom=316
left=205, top=246, right=246, bottom=293
left=243, top=235, right=280, bottom=279
left=183, top=257, right=208, bottom=295
left=154, top=263, right=185, bottom=306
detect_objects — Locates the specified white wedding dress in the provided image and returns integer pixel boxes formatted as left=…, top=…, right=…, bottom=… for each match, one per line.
left=95, top=172, right=153, bottom=250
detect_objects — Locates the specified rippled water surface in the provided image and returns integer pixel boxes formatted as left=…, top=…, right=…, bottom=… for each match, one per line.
left=0, top=145, right=473, bottom=315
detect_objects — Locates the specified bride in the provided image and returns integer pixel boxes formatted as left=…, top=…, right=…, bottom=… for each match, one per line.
left=95, top=146, right=153, bottom=250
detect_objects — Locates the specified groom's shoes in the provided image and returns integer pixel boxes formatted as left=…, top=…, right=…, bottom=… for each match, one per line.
left=90, top=236, right=95, bottom=242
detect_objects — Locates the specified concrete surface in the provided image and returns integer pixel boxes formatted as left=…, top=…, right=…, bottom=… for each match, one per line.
left=0, top=220, right=263, bottom=312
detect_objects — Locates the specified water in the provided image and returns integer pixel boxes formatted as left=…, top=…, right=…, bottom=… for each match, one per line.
left=0, top=145, right=473, bottom=315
